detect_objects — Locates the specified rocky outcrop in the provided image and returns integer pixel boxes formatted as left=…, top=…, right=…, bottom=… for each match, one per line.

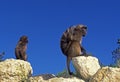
left=1, top=57, right=120, bottom=82
left=29, top=74, right=56, bottom=82
left=29, top=75, right=85, bottom=82
left=0, top=59, right=33, bottom=82
left=89, top=66, right=120, bottom=82
left=49, top=77, right=85, bottom=82
left=72, top=56, right=101, bottom=80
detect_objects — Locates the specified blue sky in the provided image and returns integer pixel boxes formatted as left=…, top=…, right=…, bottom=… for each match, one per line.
left=0, top=0, right=120, bottom=75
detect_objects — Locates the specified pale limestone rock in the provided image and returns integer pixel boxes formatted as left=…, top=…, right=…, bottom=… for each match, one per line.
left=29, top=75, right=85, bottom=82
left=29, top=74, right=55, bottom=82
left=49, top=77, right=85, bottom=82
left=89, top=66, right=120, bottom=82
left=72, top=56, right=100, bottom=80
left=0, top=59, right=33, bottom=82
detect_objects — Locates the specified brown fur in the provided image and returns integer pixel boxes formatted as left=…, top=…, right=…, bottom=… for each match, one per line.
left=60, top=24, right=87, bottom=75
left=15, top=35, right=28, bottom=61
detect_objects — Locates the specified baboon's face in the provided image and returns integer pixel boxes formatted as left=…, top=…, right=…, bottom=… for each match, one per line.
left=75, top=25, right=87, bottom=37
left=81, top=26, right=87, bottom=37
left=20, top=36, right=28, bottom=43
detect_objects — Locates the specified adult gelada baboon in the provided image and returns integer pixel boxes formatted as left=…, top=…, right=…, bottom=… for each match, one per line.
left=60, top=24, right=87, bottom=75
left=15, top=35, right=28, bottom=61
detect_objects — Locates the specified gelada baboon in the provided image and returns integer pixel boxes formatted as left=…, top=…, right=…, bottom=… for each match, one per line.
left=60, top=24, right=87, bottom=75
left=15, top=35, right=28, bottom=61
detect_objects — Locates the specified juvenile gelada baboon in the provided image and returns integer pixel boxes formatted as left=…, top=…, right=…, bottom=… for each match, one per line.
left=60, top=24, right=87, bottom=75
left=15, top=35, right=28, bottom=61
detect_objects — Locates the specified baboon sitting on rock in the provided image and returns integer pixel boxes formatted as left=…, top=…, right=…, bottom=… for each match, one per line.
left=15, top=35, right=28, bottom=61
left=60, top=24, right=87, bottom=75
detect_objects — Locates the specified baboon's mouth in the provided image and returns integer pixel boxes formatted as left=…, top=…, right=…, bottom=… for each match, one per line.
left=83, top=35, right=86, bottom=37
left=82, top=31, right=87, bottom=37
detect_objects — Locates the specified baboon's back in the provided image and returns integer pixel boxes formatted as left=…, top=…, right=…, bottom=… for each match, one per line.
left=60, top=26, right=80, bottom=56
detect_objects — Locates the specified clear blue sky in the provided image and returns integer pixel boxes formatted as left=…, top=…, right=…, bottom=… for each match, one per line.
left=0, top=0, right=120, bottom=75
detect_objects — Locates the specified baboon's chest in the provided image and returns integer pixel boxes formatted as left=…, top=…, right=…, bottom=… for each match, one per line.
left=67, top=41, right=81, bottom=57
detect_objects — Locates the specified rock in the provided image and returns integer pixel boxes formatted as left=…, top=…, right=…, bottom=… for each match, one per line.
left=0, top=59, right=33, bottom=82
left=49, top=77, right=85, bottom=82
left=29, top=74, right=56, bottom=82
left=72, top=56, right=100, bottom=80
left=29, top=75, right=85, bottom=82
left=89, top=66, right=120, bottom=82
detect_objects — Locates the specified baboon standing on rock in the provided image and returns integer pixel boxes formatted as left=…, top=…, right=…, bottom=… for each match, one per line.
left=15, top=35, right=28, bottom=61
left=60, top=24, right=87, bottom=75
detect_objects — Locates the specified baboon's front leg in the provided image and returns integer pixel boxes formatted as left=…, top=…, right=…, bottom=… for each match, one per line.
left=15, top=49, right=20, bottom=59
left=81, top=46, right=86, bottom=54
left=81, top=45, right=88, bottom=56
left=19, top=51, right=27, bottom=61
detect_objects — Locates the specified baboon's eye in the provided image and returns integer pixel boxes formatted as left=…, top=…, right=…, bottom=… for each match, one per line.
left=81, top=27, right=87, bottom=31
left=74, top=28, right=79, bottom=31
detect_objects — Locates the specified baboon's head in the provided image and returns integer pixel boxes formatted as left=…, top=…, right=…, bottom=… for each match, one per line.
left=74, top=24, right=87, bottom=37
left=20, top=35, right=28, bottom=43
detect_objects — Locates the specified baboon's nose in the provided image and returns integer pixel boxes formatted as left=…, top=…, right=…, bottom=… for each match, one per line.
left=83, top=35, right=85, bottom=37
